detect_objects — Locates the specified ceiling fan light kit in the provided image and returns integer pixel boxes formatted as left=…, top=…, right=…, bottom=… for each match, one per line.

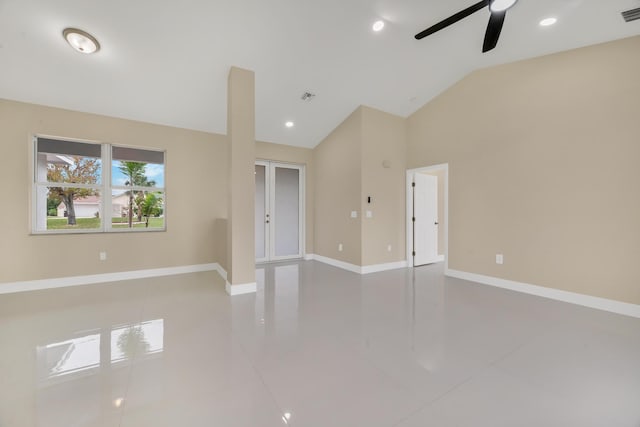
left=490, top=0, right=518, bottom=13
left=415, top=0, right=518, bottom=53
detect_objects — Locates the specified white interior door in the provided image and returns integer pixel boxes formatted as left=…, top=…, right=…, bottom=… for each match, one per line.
left=413, top=173, right=439, bottom=266
left=256, top=161, right=304, bottom=262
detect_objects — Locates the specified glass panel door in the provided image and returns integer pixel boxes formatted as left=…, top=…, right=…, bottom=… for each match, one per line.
left=255, top=161, right=304, bottom=262
left=255, top=162, right=268, bottom=262
left=272, top=166, right=301, bottom=259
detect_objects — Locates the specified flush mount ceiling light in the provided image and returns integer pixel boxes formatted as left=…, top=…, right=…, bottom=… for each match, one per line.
left=285, top=121, right=294, bottom=128
left=490, top=0, right=518, bottom=13
left=63, top=28, right=100, bottom=54
left=372, top=20, right=385, bottom=32
left=539, top=17, right=557, bottom=26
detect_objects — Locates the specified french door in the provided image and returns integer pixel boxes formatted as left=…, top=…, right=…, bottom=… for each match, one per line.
left=255, top=161, right=304, bottom=262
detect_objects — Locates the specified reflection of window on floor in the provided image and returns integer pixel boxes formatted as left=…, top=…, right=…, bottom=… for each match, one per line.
left=35, top=319, right=165, bottom=425
left=111, top=319, right=165, bottom=363
left=37, top=319, right=164, bottom=384
left=40, top=334, right=101, bottom=379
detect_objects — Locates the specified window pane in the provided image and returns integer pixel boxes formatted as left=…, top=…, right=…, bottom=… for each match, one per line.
left=37, top=187, right=102, bottom=231
left=112, top=147, right=164, bottom=189
left=37, top=139, right=102, bottom=184
left=112, top=146, right=164, bottom=164
left=274, top=167, right=300, bottom=257
left=111, top=190, right=164, bottom=230
left=38, top=138, right=101, bottom=157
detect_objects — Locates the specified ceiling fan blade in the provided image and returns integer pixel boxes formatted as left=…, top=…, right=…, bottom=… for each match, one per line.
left=415, top=0, right=490, bottom=40
left=482, top=10, right=506, bottom=52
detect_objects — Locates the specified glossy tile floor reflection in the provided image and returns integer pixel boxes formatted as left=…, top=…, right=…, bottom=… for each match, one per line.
left=1, top=261, right=640, bottom=427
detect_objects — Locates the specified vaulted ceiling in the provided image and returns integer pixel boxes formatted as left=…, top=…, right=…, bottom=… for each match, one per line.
left=1, top=0, right=639, bottom=148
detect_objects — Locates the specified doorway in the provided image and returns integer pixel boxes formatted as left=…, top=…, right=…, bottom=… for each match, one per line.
left=255, top=161, right=305, bottom=262
left=406, top=164, right=448, bottom=268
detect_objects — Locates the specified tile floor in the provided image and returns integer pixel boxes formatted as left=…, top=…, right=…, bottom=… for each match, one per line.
left=1, top=261, right=639, bottom=427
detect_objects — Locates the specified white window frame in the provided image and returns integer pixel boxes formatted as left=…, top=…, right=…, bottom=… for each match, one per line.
left=32, top=135, right=166, bottom=234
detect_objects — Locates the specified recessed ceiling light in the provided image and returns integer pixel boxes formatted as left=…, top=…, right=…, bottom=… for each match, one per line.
left=285, top=121, right=294, bottom=128
left=490, top=0, right=518, bottom=13
left=372, top=20, right=385, bottom=32
left=539, top=17, right=557, bottom=27
left=63, top=28, right=100, bottom=54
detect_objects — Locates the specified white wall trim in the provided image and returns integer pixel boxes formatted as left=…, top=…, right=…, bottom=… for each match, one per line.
left=0, top=263, right=225, bottom=295
left=225, top=281, right=257, bottom=296
left=215, top=264, right=228, bottom=281
left=446, top=269, right=640, bottom=319
left=303, top=253, right=315, bottom=261
left=361, top=261, right=408, bottom=274
left=313, top=254, right=362, bottom=273
left=313, top=255, right=407, bottom=275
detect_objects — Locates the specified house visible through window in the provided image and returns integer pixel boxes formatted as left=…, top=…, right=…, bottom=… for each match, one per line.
left=33, top=136, right=165, bottom=233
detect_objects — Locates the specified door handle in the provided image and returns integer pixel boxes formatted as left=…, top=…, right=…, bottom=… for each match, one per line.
left=434, top=222, right=439, bottom=225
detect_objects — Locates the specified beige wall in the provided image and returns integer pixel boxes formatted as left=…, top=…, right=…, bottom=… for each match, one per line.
left=255, top=141, right=315, bottom=254
left=226, top=67, right=256, bottom=286
left=313, top=106, right=407, bottom=267
left=361, top=107, right=407, bottom=266
left=0, top=99, right=228, bottom=285
left=313, top=108, right=363, bottom=264
left=407, top=36, right=640, bottom=305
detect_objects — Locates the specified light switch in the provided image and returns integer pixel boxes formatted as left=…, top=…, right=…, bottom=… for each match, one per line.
left=351, top=211, right=358, bottom=218
left=496, top=254, right=504, bottom=265
left=366, top=210, right=373, bottom=218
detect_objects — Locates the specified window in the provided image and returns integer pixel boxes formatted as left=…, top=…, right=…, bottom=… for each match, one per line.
left=33, top=136, right=165, bottom=233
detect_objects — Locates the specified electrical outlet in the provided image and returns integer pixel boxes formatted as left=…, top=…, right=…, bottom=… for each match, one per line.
left=366, top=210, right=373, bottom=218
left=99, top=251, right=107, bottom=261
left=496, top=254, right=504, bottom=265
left=338, top=243, right=343, bottom=252
left=350, top=211, right=358, bottom=218
left=387, top=245, right=392, bottom=252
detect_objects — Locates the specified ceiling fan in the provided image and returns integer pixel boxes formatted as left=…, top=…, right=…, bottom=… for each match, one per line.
left=415, top=0, right=518, bottom=53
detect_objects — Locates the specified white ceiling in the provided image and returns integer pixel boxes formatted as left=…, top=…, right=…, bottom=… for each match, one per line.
left=1, top=0, right=639, bottom=148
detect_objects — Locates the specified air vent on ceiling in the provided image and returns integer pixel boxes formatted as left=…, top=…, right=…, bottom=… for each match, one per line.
left=621, top=7, right=640, bottom=22
left=301, top=92, right=316, bottom=102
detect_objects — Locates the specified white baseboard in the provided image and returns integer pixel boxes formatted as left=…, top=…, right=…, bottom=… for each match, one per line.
left=313, top=254, right=407, bottom=275
left=225, top=281, right=257, bottom=296
left=313, top=254, right=361, bottom=274
left=408, top=254, right=445, bottom=267
left=446, top=269, right=640, bottom=319
left=216, top=265, right=228, bottom=281
left=304, top=253, right=315, bottom=261
left=361, top=261, right=409, bottom=274
left=0, top=263, right=226, bottom=295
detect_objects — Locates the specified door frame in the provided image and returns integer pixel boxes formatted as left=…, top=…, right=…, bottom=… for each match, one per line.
left=256, top=160, right=306, bottom=263
left=406, top=164, right=449, bottom=269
